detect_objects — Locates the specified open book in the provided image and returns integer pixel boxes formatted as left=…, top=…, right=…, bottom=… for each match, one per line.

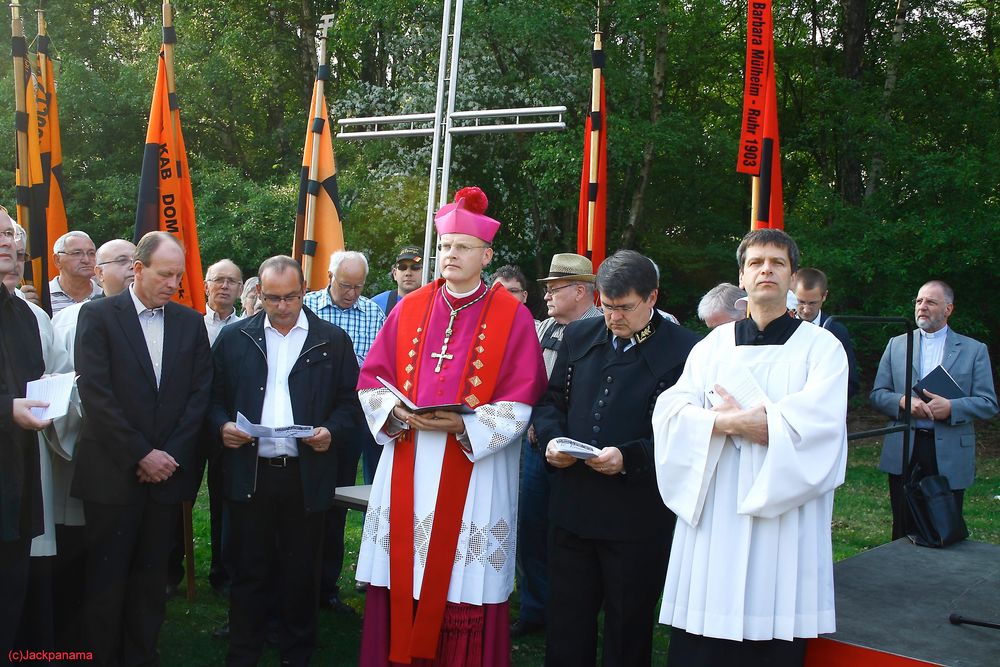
left=377, top=376, right=475, bottom=415
left=551, top=437, right=602, bottom=460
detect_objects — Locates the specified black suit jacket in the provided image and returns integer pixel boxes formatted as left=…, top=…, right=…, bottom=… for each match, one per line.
left=533, top=313, right=700, bottom=541
left=818, top=312, right=859, bottom=398
left=72, top=290, right=212, bottom=505
left=207, top=309, right=362, bottom=513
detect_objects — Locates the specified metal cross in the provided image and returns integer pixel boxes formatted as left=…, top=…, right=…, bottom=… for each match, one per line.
left=430, top=342, right=454, bottom=373
left=336, top=0, right=566, bottom=284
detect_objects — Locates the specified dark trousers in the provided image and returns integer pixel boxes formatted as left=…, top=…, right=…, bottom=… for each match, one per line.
left=206, top=449, right=232, bottom=587
left=52, top=524, right=88, bottom=650
left=515, top=435, right=550, bottom=625
left=359, top=428, right=381, bottom=486
left=227, top=460, right=324, bottom=667
left=83, top=499, right=177, bottom=667
left=888, top=429, right=965, bottom=540
left=666, top=628, right=807, bottom=667
left=321, top=433, right=362, bottom=600
left=0, top=536, right=32, bottom=658
left=14, top=554, right=54, bottom=651
left=545, top=522, right=673, bottom=667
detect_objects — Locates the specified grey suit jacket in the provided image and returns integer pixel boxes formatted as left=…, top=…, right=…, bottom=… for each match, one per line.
left=869, top=328, right=997, bottom=488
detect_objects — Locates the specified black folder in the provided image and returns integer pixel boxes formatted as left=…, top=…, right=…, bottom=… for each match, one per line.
left=912, top=365, right=964, bottom=400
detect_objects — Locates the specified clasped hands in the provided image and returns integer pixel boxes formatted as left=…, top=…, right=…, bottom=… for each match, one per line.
left=219, top=422, right=334, bottom=452
left=710, top=384, right=769, bottom=446
left=900, top=390, right=951, bottom=421
left=391, top=405, right=466, bottom=434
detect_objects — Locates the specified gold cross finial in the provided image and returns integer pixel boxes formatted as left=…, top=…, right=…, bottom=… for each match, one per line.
left=318, top=13, right=336, bottom=38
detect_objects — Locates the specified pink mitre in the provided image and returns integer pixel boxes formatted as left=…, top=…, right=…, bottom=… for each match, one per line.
left=434, top=186, right=500, bottom=243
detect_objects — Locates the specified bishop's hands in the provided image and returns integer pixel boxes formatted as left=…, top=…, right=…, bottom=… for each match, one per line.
left=710, top=384, right=769, bottom=446
left=391, top=405, right=466, bottom=434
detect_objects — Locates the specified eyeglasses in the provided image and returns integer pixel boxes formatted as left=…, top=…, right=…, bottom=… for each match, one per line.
left=543, top=283, right=578, bottom=296
left=913, top=298, right=944, bottom=307
left=0, top=229, right=16, bottom=242
left=335, top=281, right=365, bottom=293
left=98, top=256, right=134, bottom=267
left=57, top=249, right=97, bottom=260
left=601, top=301, right=643, bottom=314
left=396, top=263, right=422, bottom=271
left=208, top=277, right=242, bottom=286
left=505, top=287, right=526, bottom=295
left=437, top=243, right=489, bottom=254
left=259, top=293, right=303, bottom=305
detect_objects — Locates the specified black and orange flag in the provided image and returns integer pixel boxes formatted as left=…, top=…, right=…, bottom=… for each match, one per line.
left=737, top=0, right=784, bottom=230
left=293, top=18, right=345, bottom=292
left=134, top=11, right=204, bottom=311
left=36, top=10, right=69, bottom=281
left=577, top=29, right=608, bottom=268
left=11, top=1, right=51, bottom=312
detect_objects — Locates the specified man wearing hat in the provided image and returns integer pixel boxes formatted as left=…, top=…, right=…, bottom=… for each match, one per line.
left=372, top=245, right=423, bottom=317
left=355, top=187, right=547, bottom=664
left=510, top=253, right=602, bottom=639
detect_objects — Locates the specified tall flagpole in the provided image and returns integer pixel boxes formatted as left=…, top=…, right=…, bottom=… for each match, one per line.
left=303, top=16, right=335, bottom=287
left=11, top=1, right=31, bottom=233
left=161, top=2, right=183, bottom=180
left=586, top=29, right=603, bottom=253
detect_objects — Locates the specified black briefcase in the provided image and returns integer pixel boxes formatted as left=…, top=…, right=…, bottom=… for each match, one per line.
left=904, top=467, right=968, bottom=548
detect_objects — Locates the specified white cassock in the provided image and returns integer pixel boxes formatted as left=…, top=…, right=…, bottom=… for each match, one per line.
left=652, top=321, right=848, bottom=642
left=355, top=389, right=531, bottom=605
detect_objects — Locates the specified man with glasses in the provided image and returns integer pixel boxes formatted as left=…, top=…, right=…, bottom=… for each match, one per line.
left=509, top=253, right=600, bottom=639
left=534, top=249, right=698, bottom=666
left=0, top=210, right=52, bottom=657
left=491, top=264, right=530, bottom=306
left=209, top=255, right=362, bottom=665
left=793, top=267, right=859, bottom=397
left=44, top=238, right=136, bottom=651
left=49, top=230, right=103, bottom=315
left=355, top=187, right=546, bottom=664
left=303, top=249, right=385, bottom=612
left=204, top=259, right=244, bottom=347
left=372, top=245, right=423, bottom=316
left=653, top=229, right=848, bottom=667
left=871, top=280, right=997, bottom=539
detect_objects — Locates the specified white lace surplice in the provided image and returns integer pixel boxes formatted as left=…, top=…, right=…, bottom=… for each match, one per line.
left=356, top=387, right=531, bottom=605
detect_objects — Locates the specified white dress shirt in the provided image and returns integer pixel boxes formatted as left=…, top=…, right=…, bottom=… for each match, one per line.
left=258, top=310, right=309, bottom=458
left=916, top=325, right=949, bottom=428
left=204, top=306, right=242, bottom=346
left=128, top=285, right=164, bottom=387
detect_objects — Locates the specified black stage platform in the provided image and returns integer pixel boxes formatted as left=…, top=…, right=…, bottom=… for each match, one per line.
left=810, top=539, right=1000, bottom=667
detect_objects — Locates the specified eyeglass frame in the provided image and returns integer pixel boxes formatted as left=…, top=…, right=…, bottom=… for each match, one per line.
left=600, top=299, right=644, bottom=314
left=542, top=282, right=582, bottom=296
left=97, top=256, right=135, bottom=267
left=436, top=242, right=490, bottom=255
left=258, top=292, right=304, bottom=305
left=207, top=276, right=243, bottom=286
left=57, top=249, right=98, bottom=260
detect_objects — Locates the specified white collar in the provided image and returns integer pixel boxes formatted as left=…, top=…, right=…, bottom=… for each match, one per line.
left=919, top=324, right=949, bottom=340
left=129, top=283, right=164, bottom=316
left=264, top=309, right=309, bottom=335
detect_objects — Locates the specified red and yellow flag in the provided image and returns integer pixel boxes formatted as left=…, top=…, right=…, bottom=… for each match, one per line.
left=737, top=0, right=783, bottom=230
left=293, top=76, right=345, bottom=291
left=577, top=30, right=608, bottom=267
left=12, top=18, right=51, bottom=312
left=36, top=18, right=68, bottom=280
left=134, top=48, right=205, bottom=311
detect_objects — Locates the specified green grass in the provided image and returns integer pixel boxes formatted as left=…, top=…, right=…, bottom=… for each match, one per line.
left=161, top=422, right=1000, bottom=665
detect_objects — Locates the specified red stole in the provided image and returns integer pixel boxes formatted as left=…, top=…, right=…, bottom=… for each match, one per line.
left=388, top=280, right=520, bottom=663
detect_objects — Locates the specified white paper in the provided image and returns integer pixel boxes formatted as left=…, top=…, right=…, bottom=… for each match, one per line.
left=704, top=365, right=769, bottom=450
left=552, top=437, right=602, bottom=460
left=236, top=412, right=315, bottom=439
left=705, top=365, right=769, bottom=410
left=26, top=372, right=76, bottom=420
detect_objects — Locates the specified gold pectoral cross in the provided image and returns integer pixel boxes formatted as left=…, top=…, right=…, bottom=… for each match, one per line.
left=431, top=309, right=459, bottom=373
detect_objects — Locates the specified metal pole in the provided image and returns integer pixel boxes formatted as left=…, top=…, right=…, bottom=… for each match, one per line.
left=421, top=0, right=454, bottom=285
left=437, top=0, right=465, bottom=211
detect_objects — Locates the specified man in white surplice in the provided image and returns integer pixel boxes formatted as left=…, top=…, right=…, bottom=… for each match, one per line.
left=652, top=229, right=848, bottom=666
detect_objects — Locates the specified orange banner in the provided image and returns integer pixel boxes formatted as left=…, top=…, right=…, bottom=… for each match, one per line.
left=737, top=0, right=773, bottom=176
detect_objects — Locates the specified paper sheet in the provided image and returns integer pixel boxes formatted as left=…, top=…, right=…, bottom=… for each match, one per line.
left=551, top=437, right=602, bottom=460
left=236, top=412, right=315, bottom=439
left=26, top=372, right=76, bottom=420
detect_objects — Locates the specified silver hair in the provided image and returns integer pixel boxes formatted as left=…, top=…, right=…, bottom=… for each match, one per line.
left=697, top=283, right=747, bottom=322
left=328, top=250, right=370, bottom=278
left=11, top=221, right=27, bottom=247
left=53, top=230, right=95, bottom=253
left=241, top=276, right=259, bottom=300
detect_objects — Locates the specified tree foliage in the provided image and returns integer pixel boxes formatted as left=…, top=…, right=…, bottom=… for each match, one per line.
left=0, top=0, right=995, bottom=365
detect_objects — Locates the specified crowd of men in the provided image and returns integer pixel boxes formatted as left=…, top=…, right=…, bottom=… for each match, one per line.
left=1, top=188, right=996, bottom=666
